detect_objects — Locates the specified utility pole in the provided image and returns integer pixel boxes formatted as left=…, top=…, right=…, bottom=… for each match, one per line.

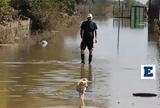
left=148, top=0, right=153, bottom=40
left=148, top=0, right=151, bottom=23
left=119, top=0, right=120, bottom=17
left=117, top=0, right=121, bottom=54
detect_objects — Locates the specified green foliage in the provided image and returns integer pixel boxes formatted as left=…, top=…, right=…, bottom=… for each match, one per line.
left=11, top=0, right=76, bottom=15
left=0, top=0, right=11, bottom=6
left=0, top=0, right=17, bottom=22
left=0, top=0, right=12, bottom=14
left=1, top=0, right=77, bottom=29
left=10, top=0, right=76, bottom=30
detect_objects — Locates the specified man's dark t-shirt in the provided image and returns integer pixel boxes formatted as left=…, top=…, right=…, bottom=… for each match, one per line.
left=81, top=20, right=97, bottom=42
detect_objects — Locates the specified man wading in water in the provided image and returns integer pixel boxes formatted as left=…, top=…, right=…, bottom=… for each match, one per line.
left=80, top=13, right=98, bottom=64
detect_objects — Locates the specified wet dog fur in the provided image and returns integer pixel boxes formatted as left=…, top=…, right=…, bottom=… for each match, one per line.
left=76, top=78, right=88, bottom=98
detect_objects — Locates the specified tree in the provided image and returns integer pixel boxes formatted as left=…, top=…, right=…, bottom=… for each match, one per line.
left=10, top=0, right=76, bottom=30
left=0, top=0, right=16, bottom=22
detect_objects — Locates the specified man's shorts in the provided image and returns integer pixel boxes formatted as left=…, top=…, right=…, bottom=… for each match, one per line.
left=80, top=41, right=94, bottom=50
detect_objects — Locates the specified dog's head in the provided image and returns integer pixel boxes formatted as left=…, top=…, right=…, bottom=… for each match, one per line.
left=78, top=78, right=88, bottom=87
left=76, top=78, right=88, bottom=93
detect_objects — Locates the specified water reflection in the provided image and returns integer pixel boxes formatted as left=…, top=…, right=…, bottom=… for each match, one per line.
left=113, top=18, right=147, bottom=28
left=80, top=64, right=94, bottom=92
left=80, top=64, right=85, bottom=79
left=88, top=64, right=93, bottom=82
left=80, top=64, right=93, bottom=81
left=157, top=48, right=160, bottom=107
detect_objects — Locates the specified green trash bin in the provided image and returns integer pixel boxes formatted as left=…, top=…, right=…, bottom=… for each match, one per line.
left=131, top=6, right=144, bottom=28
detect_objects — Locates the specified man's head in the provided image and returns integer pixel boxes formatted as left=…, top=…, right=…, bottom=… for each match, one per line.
left=87, top=13, right=93, bottom=20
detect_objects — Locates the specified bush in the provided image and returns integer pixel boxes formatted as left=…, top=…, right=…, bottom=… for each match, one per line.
left=0, top=0, right=17, bottom=23
left=11, top=0, right=76, bottom=30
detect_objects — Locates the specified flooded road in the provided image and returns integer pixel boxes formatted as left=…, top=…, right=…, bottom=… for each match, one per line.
left=0, top=17, right=160, bottom=108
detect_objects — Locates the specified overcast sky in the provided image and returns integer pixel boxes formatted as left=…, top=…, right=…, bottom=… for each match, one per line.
left=119, top=0, right=148, bottom=4
left=136, top=0, right=148, bottom=4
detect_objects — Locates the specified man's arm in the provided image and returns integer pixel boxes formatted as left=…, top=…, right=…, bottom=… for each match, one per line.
left=80, top=28, right=84, bottom=39
left=94, top=30, right=97, bottom=43
left=94, top=22, right=98, bottom=43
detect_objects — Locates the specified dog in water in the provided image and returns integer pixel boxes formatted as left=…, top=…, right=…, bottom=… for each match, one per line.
left=76, top=78, right=88, bottom=98
left=39, top=39, right=48, bottom=47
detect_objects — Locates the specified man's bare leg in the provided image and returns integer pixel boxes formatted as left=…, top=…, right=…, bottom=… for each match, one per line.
left=89, top=49, right=93, bottom=64
left=81, top=49, right=85, bottom=64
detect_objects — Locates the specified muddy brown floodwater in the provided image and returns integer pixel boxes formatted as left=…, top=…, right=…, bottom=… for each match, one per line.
left=0, top=17, right=160, bottom=108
